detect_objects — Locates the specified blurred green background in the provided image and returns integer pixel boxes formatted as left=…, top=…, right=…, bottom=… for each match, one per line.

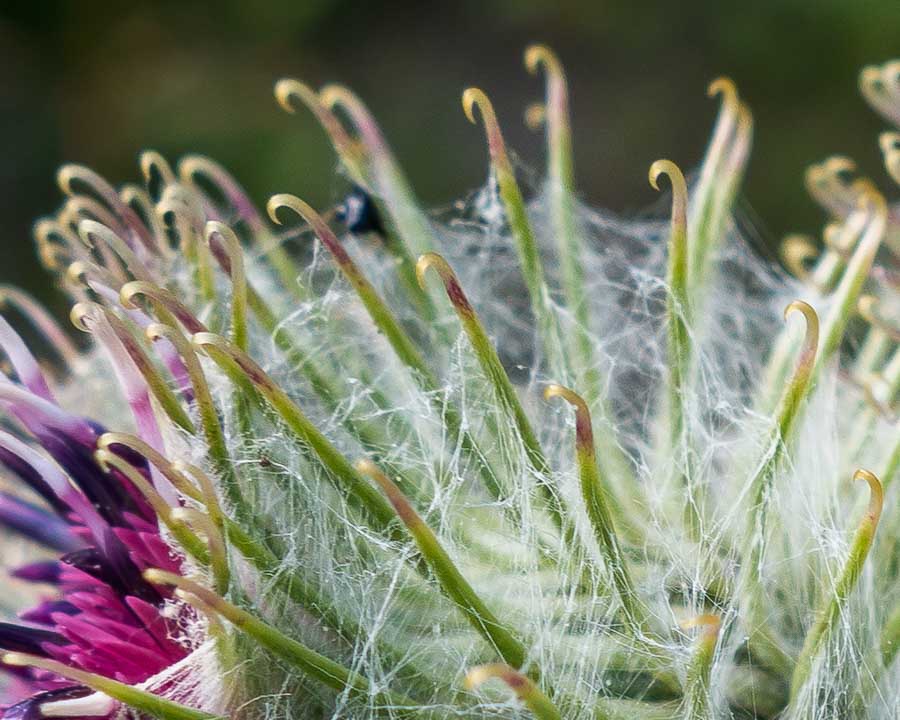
left=1, top=1, right=897, bottom=308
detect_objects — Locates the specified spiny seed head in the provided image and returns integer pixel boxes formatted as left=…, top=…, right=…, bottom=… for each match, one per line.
left=0, top=48, right=896, bottom=720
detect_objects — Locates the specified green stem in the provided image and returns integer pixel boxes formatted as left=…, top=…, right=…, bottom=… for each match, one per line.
left=466, top=664, right=560, bottom=720
left=268, top=194, right=507, bottom=502
left=417, top=253, right=573, bottom=541
left=146, top=323, right=233, bottom=482
left=738, top=301, right=819, bottom=676
left=790, top=470, right=884, bottom=701
left=145, top=571, right=422, bottom=714
left=357, top=460, right=532, bottom=672
left=462, top=88, right=565, bottom=376
left=192, top=332, right=401, bottom=536
left=2, top=653, right=221, bottom=720
left=525, top=47, right=640, bottom=523
left=681, top=617, right=720, bottom=720
left=103, top=310, right=195, bottom=433
left=545, top=385, right=647, bottom=634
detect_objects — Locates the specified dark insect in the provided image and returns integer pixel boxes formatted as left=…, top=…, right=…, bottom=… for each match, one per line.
left=336, top=185, right=385, bottom=237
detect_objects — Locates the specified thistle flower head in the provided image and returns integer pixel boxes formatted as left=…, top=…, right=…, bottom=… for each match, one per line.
left=0, top=49, right=897, bottom=720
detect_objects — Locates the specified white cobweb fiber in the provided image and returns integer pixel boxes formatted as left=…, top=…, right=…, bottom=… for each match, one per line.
left=80, top=166, right=896, bottom=718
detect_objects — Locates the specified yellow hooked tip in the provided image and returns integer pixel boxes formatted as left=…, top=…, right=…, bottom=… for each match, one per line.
left=354, top=458, right=380, bottom=477
left=57, top=164, right=93, bottom=197
left=266, top=193, right=317, bottom=227
left=543, top=383, right=586, bottom=411
left=681, top=613, right=721, bottom=631
left=649, top=160, right=688, bottom=227
left=139, top=150, right=177, bottom=190
left=1, top=652, right=31, bottom=668
left=144, top=322, right=173, bottom=345
left=707, top=76, right=739, bottom=116
left=780, top=234, right=819, bottom=280
left=274, top=78, right=318, bottom=114
left=524, top=44, right=563, bottom=79
left=648, top=159, right=685, bottom=192
left=415, top=252, right=453, bottom=290
left=64, top=261, right=91, bottom=287
left=783, top=300, right=819, bottom=367
left=119, top=280, right=155, bottom=310
left=854, top=469, right=883, bottom=524
left=142, top=568, right=177, bottom=587
left=464, top=663, right=506, bottom=691
left=204, top=220, right=244, bottom=263
left=69, top=302, right=100, bottom=333
left=782, top=298, right=818, bottom=327
left=319, top=83, right=358, bottom=113
left=878, top=131, right=900, bottom=155
left=824, top=155, right=857, bottom=177
left=462, top=87, right=492, bottom=125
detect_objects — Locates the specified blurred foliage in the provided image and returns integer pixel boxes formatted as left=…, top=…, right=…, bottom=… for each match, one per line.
left=1, top=0, right=898, bottom=307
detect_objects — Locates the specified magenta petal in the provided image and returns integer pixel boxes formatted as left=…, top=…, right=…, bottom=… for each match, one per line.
left=124, top=597, right=186, bottom=659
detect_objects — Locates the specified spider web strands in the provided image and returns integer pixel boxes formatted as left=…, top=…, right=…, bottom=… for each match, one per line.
left=145, top=570, right=430, bottom=719
left=758, top=185, right=887, bottom=415
left=462, top=88, right=568, bottom=385
left=179, top=154, right=305, bottom=298
left=275, top=79, right=439, bottom=328
left=192, top=331, right=408, bottom=540
left=9, top=45, right=899, bottom=720
left=357, top=460, right=532, bottom=674
left=417, top=252, right=601, bottom=588
left=268, top=193, right=508, bottom=505
left=789, top=470, right=883, bottom=703
left=198, top=233, right=439, bottom=506
left=122, top=274, right=428, bottom=509
left=96, top=429, right=431, bottom=683
left=733, top=300, right=819, bottom=677
left=846, top=339, right=900, bottom=465
left=523, top=45, right=641, bottom=532
left=856, top=600, right=900, bottom=708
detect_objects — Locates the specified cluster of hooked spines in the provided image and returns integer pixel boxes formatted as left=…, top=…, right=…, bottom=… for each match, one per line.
left=0, top=45, right=896, bottom=720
